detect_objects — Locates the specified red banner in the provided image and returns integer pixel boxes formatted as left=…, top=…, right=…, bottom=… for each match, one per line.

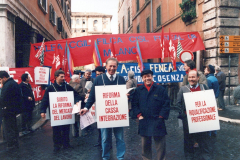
left=9, top=67, right=45, bottom=101
left=29, top=32, right=205, bottom=67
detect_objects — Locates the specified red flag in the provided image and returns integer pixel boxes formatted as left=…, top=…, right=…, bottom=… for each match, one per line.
left=161, top=27, right=165, bottom=62
left=50, top=43, right=61, bottom=83
left=110, top=38, right=117, bottom=58
left=92, top=40, right=103, bottom=66
left=136, top=41, right=144, bottom=72
left=169, top=28, right=177, bottom=70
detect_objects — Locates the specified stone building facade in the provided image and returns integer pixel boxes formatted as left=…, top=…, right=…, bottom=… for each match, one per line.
left=71, top=12, right=112, bottom=37
left=118, top=0, right=133, bottom=34
left=0, top=0, right=71, bottom=68
left=118, top=0, right=240, bottom=104
left=203, top=0, right=240, bottom=104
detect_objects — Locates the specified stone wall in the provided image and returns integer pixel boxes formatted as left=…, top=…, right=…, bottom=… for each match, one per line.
left=202, top=0, right=240, bottom=105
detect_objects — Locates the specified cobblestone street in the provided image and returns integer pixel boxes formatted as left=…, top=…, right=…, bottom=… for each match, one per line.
left=0, top=110, right=239, bottom=160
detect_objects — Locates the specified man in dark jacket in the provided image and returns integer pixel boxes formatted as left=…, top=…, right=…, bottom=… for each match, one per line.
left=40, top=70, right=83, bottom=153
left=19, top=73, right=35, bottom=134
left=79, top=69, right=94, bottom=99
left=132, top=70, right=170, bottom=160
left=0, top=71, right=22, bottom=150
left=215, top=66, right=226, bottom=110
left=204, top=65, right=219, bottom=98
left=177, top=70, right=211, bottom=160
left=80, top=58, right=126, bottom=160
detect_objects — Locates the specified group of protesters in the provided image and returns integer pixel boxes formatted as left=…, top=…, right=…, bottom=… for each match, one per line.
left=0, top=57, right=226, bottom=160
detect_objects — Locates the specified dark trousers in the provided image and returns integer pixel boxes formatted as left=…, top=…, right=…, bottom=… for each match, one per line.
left=74, top=121, right=79, bottom=137
left=218, top=90, right=225, bottom=109
left=52, top=124, right=70, bottom=148
left=3, top=113, right=18, bottom=147
left=97, top=129, right=101, bottom=144
left=182, top=117, right=211, bottom=160
left=21, top=110, right=33, bottom=131
left=141, top=136, right=166, bottom=160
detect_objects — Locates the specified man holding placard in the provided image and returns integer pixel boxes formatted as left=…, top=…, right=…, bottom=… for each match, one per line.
left=80, top=58, right=127, bottom=160
left=40, top=70, right=83, bottom=153
left=177, top=70, right=215, bottom=160
left=131, top=70, right=170, bottom=160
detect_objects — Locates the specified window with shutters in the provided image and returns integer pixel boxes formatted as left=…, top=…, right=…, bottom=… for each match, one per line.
left=128, top=7, right=130, bottom=28
left=146, top=17, right=150, bottom=33
left=61, top=27, right=65, bottom=39
left=38, top=0, right=48, bottom=14
left=57, top=17, right=62, bottom=32
left=136, top=0, right=139, bottom=12
left=137, top=24, right=140, bottom=33
left=156, top=6, right=161, bottom=27
left=49, top=4, right=56, bottom=26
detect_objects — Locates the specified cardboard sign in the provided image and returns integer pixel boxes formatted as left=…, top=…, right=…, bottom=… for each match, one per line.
left=95, top=85, right=129, bottom=128
left=49, top=91, right=75, bottom=126
left=34, top=67, right=50, bottom=85
left=183, top=89, right=220, bottom=133
left=80, top=111, right=95, bottom=130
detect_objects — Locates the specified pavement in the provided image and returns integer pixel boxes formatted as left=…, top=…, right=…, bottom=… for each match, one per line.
left=218, top=105, right=240, bottom=124
left=1, top=109, right=240, bottom=159
left=0, top=104, right=240, bottom=145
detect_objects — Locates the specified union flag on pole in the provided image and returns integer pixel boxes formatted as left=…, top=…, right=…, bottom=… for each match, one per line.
left=35, top=38, right=45, bottom=65
left=93, top=40, right=103, bottom=66
left=136, top=40, right=144, bottom=72
left=169, top=28, right=177, bottom=70
left=109, top=38, right=117, bottom=58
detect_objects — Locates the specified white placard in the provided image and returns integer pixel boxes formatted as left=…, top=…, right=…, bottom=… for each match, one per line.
left=0, top=67, right=9, bottom=72
left=72, top=101, right=81, bottom=114
left=85, top=81, right=93, bottom=90
left=95, top=85, right=129, bottom=128
left=34, top=67, right=50, bottom=85
left=183, top=89, right=220, bottom=134
left=49, top=91, right=75, bottom=126
left=80, top=111, right=95, bottom=130
left=89, top=103, right=97, bottom=122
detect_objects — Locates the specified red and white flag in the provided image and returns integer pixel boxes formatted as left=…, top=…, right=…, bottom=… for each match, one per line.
left=169, top=28, right=177, bottom=70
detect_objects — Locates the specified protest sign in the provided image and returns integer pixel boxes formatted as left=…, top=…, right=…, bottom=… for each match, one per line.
left=34, top=67, right=50, bottom=85
left=89, top=103, right=97, bottom=121
left=72, top=101, right=81, bottom=114
left=117, top=62, right=186, bottom=84
left=95, top=85, right=129, bottom=128
left=49, top=91, right=75, bottom=126
left=183, top=89, right=220, bottom=133
left=80, top=111, right=95, bottom=130
left=0, top=67, right=9, bottom=72
left=9, top=67, right=45, bottom=101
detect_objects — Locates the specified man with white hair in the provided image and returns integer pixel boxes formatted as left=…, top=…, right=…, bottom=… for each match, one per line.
left=79, top=69, right=94, bottom=99
left=215, top=66, right=226, bottom=110
left=69, top=74, right=81, bottom=137
left=69, top=75, right=81, bottom=94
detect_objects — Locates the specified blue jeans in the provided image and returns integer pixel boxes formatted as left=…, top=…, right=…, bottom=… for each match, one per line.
left=101, top=127, right=125, bottom=160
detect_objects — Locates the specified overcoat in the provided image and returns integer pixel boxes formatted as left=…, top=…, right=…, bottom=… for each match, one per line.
left=19, top=82, right=35, bottom=112
left=132, top=83, right=170, bottom=136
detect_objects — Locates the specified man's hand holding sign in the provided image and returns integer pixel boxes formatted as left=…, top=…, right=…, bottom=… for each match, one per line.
left=40, top=70, right=84, bottom=153
left=79, top=58, right=128, bottom=160
left=176, top=70, right=219, bottom=159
